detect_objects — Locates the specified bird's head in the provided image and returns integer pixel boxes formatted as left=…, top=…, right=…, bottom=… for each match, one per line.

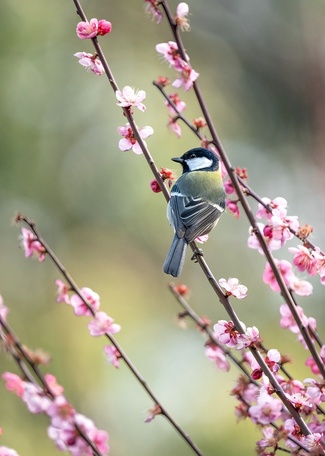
left=172, top=147, right=220, bottom=173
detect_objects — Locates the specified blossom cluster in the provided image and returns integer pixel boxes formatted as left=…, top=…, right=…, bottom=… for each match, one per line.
left=210, top=320, right=325, bottom=453
left=248, top=197, right=325, bottom=287
left=55, top=281, right=121, bottom=368
left=74, top=17, right=111, bottom=76
left=2, top=372, right=109, bottom=455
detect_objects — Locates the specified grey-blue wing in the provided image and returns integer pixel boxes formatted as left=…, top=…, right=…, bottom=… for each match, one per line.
left=168, top=190, right=222, bottom=243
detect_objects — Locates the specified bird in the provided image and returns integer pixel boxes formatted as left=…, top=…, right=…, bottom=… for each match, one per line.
left=163, top=147, right=226, bottom=277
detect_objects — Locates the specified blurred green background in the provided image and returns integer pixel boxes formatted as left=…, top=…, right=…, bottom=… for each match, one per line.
left=1, top=0, right=325, bottom=455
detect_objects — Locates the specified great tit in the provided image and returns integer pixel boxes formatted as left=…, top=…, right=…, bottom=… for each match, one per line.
left=163, top=147, right=226, bottom=277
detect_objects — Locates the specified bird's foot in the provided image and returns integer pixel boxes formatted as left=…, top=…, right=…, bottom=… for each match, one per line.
left=191, top=248, right=204, bottom=263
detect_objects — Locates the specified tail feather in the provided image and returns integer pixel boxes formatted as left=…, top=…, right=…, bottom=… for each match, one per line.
left=163, top=235, right=187, bottom=277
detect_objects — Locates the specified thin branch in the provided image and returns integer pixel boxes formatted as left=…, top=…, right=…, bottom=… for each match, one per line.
left=18, top=215, right=204, bottom=456
left=157, top=0, right=325, bottom=381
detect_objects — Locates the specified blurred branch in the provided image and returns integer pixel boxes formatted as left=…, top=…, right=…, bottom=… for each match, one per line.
left=17, top=214, right=204, bottom=456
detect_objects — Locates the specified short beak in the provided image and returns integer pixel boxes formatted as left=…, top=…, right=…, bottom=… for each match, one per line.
left=171, top=157, right=184, bottom=163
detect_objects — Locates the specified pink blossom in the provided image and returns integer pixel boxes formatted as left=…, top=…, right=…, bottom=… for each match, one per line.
left=290, top=276, right=313, bottom=296
left=284, top=418, right=302, bottom=450
left=2, top=372, right=24, bottom=397
left=172, top=61, right=199, bottom=91
left=104, top=345, right=120, bottom=368
left=70, top=287, right=100, bottom=317
left=223, top=178, right=235, bottom=195
left=76, top=18, right=112, bottom=40
left=265, top=214, right=298, bottom=247
left=256, top=426, right=277, bottom=451
left=116, top=86, right=146, bottom=112
left=150, top=179, right=161, bottom=193
left=175, top=2, right=190, bottom=31
left=22, top=382, right=51, bottom=413
left=289, top=245, right=319, bottom=276
left=226, top=199, right=240, bottom=218
left=46, top=395, right=75, bottom=428
left=76, top=18, right=99, bottom=39
left=249, top=390, right=283, bottom=424
left=256, top=197, right=288, bottom=220
left=47, top=421, right=75, bottom=453
left=144, top=0, right=163, bottom=24
left=45, top=374, right=64, bottom=396
left=218, top=277, right=248, bottom=299
left=213, top=320, right=241, bottom=348
left=156, top=41, right=184, bottom=67
left=20, top=227, right=46, bottom=261
left=0, top=447, right=20, bottom=456
left=55, top=279, right=70, bottom=304
left=250, top=349, right=280, bottom=380
left=49, top=412, right=109, bottom=455
left=262, top=259, right=295, bottom=292
left=74, top=52, right=104, bottom=76
left=302, top=433, right=324, bottom=453
left=165, top=93, right=186, bottom=114
left=90, top=429, right=110, bottom=454
left=285, top=392, right=312, bottom=411
left=244, top=351, right=259, bottom=371
left=237, top=325, right=260, bottom=349
left=98, top=19, right=112, bottom=36
left=265, top=349, right=281, bottom=373
left=0, top=295, right=8, bottom=322
left=167, top=117, right=182, bottom=138
left=118, top=123, right=154, bottom=154
left=306, top=345, right=325, bottom=375
left=205, top=344, right=230, bottom=372
left=305, top=378, right=325, bottom=405
left=247, top=223, right=265, bottom=254
left=279, top=303, right=308, bottom=334
left=88, top=311, right=121, bottom=337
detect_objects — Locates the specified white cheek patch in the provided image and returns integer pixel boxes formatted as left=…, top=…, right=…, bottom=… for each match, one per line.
left=186, top=156, right=213, bottom=171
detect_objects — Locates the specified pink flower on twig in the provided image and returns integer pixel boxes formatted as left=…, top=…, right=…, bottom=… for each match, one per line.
left=118, top=123, right=154, bottom=154
left=116, top=86, right=146, bottom=112
left=76, top=18, right=112, bottom=39
left=74, top=52, right=104, bottom=76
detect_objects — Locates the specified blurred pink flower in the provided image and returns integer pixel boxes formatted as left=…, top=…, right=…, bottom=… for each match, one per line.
left=74, top=52, right=104, bottom=75
left=175, top=2, right=190, bottom=31
left=0, top=295, right=8, bottom=322
left=55, top=279, right=70, bottom=304
left=2, top=372, right=24, bottom=397
left=88, top=311, right=121, bottom=336
left=205, top=344, right=230, bottom=372
left=172, top=60, right=199, bottom=91
left=104, top=345, right=120, bottom=368
left=289, top=245, right=319, bottom=276
left=165, top=93, right=186, bottom=114
left=263, top=259, right=294, bottom=292
left=226, top=199, right=240, bottom=218
left=0, top=447, right=20, bottom=456
left=249, top=390, right=283, bottom=425
left=20, top=227, right=46, bottom=262
left=70, top=287, right=100, bottom=316
left=144, top=0, right=163, bottom=24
